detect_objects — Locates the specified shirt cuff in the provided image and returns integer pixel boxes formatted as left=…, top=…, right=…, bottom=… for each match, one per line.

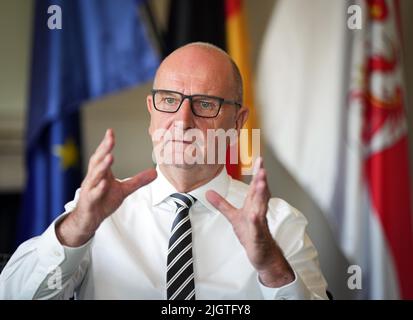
left=258, top=270, right=312, bottom=300
left=35, top=213, right=93, bottom=278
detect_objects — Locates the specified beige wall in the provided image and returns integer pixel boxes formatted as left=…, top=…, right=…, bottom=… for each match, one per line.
left=0, top=0, right=32, bottom=191
left=1, top=0, right=412, bottom=299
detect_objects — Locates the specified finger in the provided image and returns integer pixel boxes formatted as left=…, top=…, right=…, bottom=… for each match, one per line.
left=245, top=157, right=264, bottom=202
left=252, top=157, right=265, bottom=185
left=205, top=190, right=237, bottom=223
left=244, top=169, right=263, bottom=208
left=254, top=181, right=269, bottom=212
left=252, top=156, right=263, bottom=176
left=88, top=129, right=115, bottom=170
left=251, top=157, right=265, bottom=187
left=243, top=169, right=268, bottom=214
left=245, top=173, right=259, bottom=203
left=248, top=175, right=271, bottom=239
left=86, top=154, right=114, bottom=189
left=257, top=167, right=271, bottom=198
left=89, top=178, right=109, bottom=201
left=121, top=168, right=157, bottom=197
left=251, top=173, right=270, bottom=219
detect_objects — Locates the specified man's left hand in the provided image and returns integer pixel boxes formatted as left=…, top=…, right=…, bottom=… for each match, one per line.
left=206, top=157, right=295, bottom=288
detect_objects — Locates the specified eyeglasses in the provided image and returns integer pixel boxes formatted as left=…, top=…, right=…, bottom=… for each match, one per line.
left=151, top=89, right=241, bottom=118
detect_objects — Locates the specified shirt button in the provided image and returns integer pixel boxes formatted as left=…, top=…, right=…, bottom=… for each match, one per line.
left=53, top=249, right=61, bottom=257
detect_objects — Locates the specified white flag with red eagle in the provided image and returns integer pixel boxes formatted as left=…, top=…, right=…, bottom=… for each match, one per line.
left=257, top=0, right=413, bottom=299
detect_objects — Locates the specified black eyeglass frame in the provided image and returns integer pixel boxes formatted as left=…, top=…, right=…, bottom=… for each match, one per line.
left=151, top=89, right=242, bottom=118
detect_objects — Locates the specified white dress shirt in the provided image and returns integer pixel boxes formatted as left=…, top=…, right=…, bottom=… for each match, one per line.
left=0, top=167, right=328, bottom=299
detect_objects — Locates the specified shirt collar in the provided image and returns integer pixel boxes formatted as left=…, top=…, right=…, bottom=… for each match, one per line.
left=150, top=166, right=230, bottom=215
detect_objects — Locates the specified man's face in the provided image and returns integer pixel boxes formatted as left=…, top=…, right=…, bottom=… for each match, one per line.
left=147, top=46, right=248, bottom=169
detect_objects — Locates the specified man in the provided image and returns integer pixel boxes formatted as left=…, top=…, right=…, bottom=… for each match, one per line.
left=0, top=42, right=328, bottom=299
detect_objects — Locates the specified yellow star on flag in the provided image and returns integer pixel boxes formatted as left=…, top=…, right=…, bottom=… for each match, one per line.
left=53, top=137, right=79, bottom=170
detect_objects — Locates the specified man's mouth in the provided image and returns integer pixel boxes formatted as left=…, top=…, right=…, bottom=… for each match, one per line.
left=171, top=139, right=192, bottom=144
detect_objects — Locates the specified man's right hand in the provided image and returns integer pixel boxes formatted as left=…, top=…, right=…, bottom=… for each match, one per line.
left=56, top=129, right=157, bottom=247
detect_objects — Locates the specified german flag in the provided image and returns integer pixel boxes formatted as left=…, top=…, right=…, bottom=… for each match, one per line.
left=225, top=0, right=259, bottom=179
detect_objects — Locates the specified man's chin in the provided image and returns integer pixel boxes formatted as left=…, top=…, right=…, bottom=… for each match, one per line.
left=156, top=161, right=197, bottom=171
left=170, top=163, right=197, bottom=169
left=157, top=151, right=206, bottom=169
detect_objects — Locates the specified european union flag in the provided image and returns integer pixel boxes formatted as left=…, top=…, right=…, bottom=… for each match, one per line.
left=17, top=0, right=159, bottom=244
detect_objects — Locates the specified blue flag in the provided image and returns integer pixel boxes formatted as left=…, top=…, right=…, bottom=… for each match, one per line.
left=17, top=0, right=159, bottom=245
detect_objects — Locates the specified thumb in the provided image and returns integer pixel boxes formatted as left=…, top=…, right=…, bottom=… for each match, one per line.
left=121, top=168, right=157, bottom=197
left=206, top=190, right=236, bottom=223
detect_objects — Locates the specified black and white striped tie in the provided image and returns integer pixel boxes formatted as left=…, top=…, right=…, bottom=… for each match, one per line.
left=166, top=193, right=196, bottom=300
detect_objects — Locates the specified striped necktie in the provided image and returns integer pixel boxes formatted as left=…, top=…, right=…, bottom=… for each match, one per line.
left=166, top=193, right=196, bottom=300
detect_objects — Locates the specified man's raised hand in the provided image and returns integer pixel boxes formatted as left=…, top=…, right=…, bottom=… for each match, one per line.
left=206, top=157, right=295, bottom=288
left=56, top=129, right=157, bottom=247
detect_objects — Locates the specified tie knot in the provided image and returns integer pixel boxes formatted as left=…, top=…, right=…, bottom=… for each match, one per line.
left=170, top=193, right=196, bottom=209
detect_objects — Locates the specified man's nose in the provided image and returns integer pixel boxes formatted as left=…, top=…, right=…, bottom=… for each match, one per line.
left=175, top=98, right=195, bottom=128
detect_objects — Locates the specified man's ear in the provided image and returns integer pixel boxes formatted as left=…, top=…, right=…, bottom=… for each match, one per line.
left=147, top=95, right=153, bottom=113
left=235, top=106, right=249, bottom=132
left=147, top=95, right=154, bottom=136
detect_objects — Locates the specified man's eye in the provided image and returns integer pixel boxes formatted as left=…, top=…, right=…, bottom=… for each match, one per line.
left=200, top=101, right=214, bottom=109
left=164, top=97, right=177, bottom=105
